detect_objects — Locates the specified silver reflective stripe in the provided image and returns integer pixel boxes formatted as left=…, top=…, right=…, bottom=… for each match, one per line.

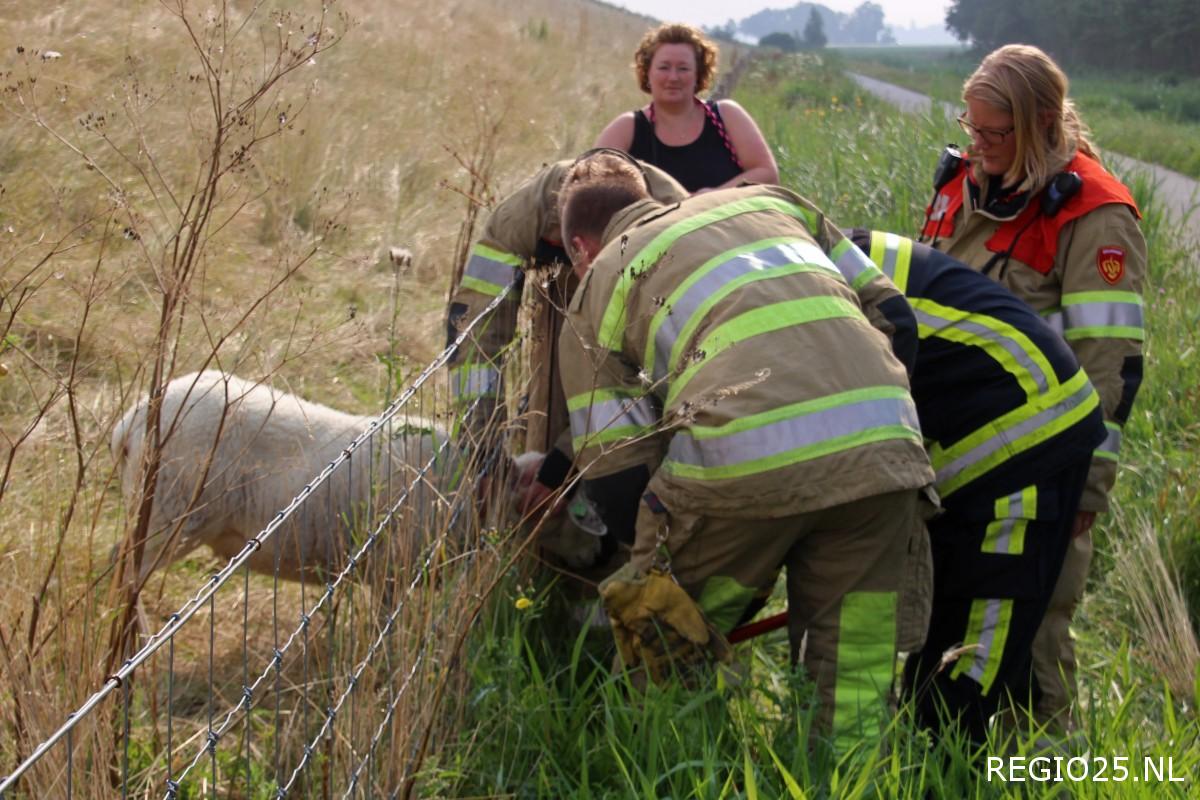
left=651, top=240, right=838, bottom=382
left=666, top=395, right=919, bottom=468
left=935, top=378, right=1094, bottom=488
left=877, top=231, right=903, bottom=279
left=465, top=252, right=518, bottom=289
left=989, top=489, right=1026, bottom=553
left=914, top=307, right=1051, bottom=393
left=452, top=366, right=498, bottom=400
left=1097, top=422, right=1122, bottom=460
left=570, top=395, right=659, bottom=439
left=1062, top=301, right=1144, bottom=332
left=1043, top=310, right=1065, bottom=335
left=966, top=599, right=1003, bottom=684
left=833, top=241, right=879, bottom=287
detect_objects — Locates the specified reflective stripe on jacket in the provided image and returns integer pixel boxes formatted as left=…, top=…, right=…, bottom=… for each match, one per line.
left=561, top=186, right=933, bottom=518
left=916, top=153, right=1145, bottom=513
left=851, top=230, right=1106, bottom=503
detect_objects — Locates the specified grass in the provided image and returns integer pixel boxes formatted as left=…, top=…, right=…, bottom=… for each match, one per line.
left=424, top=50, right=1200, bottom=798
left=834, top=45, right=1200, bottom=179
left=2, top=7, right=1199, bottom=799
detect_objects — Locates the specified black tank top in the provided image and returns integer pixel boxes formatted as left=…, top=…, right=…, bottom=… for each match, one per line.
left=629, top=102, right=741, bottom=193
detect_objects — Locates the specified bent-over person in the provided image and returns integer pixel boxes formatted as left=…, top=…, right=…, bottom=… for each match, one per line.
left=556, top=152, right=933, bottom=753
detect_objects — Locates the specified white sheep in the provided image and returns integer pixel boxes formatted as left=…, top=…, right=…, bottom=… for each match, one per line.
left=111, top=371, right=452, bottom=585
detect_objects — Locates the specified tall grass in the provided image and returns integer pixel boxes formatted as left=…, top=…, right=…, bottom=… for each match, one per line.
left=421, top=51, right=1200, bottom=798
left=0, top=0, right=654, bottom=794
left=837, top=46, right=1200, bottom=179
left=3, top=3, right=1198, bottom=796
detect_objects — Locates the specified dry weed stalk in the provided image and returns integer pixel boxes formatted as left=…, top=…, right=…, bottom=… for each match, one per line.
left=1110, top=510, right=1200, bottom=706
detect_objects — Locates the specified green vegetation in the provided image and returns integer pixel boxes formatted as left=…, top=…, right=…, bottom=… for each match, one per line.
left=835, top=47, right=1200, bottom=179
left=426, top=51, right=1200, bottom=798
left=3, top=1, right=1198, bottom=795
left=943, top=0, right=1198, bottom=75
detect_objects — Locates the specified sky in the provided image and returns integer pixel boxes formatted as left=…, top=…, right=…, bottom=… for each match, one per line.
left=612, top=0, right=953, bottom=31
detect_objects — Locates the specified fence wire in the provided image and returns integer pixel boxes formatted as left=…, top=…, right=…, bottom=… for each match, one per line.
left=0, top=283, right=519, bottom=799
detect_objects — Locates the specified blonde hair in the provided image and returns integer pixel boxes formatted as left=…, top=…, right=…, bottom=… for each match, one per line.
left=633, top=23, right=719, bottom=95
left=963, top=44, right=1096, bottom=191
left=559, top=152, right=650, bottom=246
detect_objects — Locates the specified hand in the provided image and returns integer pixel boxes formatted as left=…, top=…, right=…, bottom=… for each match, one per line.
left=1071, top=510, right=1097, bottom=538
left=520, top=478, right=563, bottom=517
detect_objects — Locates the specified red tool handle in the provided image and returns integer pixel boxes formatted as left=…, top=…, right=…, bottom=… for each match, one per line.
left=727, top=611, right=788, bottom=644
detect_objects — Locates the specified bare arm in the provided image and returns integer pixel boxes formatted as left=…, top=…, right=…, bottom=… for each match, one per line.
left=594, top=112, right=637, bottom=151
left=712, top=99, right=779, bottom=188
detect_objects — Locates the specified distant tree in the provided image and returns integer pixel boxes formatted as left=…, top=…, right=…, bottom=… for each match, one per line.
left=841, top=2, right=888, bottom=44
left=944, top=0, right=1199, bottom=73
left=759, top=31, right=799, bottom=52
left=705, top=19, right=739, bottom=42
left=802, top=8, right=827, bottom=49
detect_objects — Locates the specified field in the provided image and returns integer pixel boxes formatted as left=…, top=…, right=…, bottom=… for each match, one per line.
left=836, top=45, right=1200, bottom=180
left=2, top=3, right=1199, bottom=797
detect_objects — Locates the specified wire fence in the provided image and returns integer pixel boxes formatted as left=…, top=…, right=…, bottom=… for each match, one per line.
left=0, top=285, right=518, bottom=799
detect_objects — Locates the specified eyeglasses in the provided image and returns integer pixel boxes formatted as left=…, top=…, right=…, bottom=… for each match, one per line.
left=957, top=113, right=1014, bottom=146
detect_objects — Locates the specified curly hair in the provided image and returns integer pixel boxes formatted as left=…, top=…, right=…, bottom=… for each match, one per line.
left=633, top=23, right=719, bottom=95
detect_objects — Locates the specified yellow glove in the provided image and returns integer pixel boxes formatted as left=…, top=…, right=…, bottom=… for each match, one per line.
left=599, top=564, right=731, bottom=683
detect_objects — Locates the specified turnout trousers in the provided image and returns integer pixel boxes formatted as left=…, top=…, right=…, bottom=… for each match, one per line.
left=902, top=458, right=1090, bottom=743
left=629, top=487, right=923, bottom=755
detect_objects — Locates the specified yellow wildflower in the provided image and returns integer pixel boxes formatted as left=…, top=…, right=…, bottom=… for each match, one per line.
left=515, top=597, right=533, bottom=611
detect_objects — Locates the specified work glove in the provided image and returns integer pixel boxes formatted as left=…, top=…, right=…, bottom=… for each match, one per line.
left=599, top=563, right=731, bottom=684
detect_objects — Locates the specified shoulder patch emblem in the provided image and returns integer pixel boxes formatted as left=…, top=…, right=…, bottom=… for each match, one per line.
left=1096, top=246, right=1126, bottom=285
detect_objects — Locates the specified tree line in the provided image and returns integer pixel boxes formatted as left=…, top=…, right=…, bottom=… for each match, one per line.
left=947, top=0, right=1199, bottom=75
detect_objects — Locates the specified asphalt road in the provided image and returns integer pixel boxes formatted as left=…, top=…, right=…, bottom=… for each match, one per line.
left=849, top=72, right=1200, bottom=252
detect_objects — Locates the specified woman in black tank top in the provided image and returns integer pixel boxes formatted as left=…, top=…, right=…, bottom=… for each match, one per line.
left=629, top=99, right=741, bottom=193
left=594, top=23, right=778, bottom=194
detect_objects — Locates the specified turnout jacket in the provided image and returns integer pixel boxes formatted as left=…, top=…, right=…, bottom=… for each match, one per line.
left=849, top=230, right=1106, bottom=507
left=918, top=152, right=1145, bottom=512
left=446, top=159, right=688, bottom=455
left=560, top=186, right=933, bottom=518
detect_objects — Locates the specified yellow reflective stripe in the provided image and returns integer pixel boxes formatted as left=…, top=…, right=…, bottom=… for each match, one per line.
left=664, top=387, right=920, bottom=482
left=832, top=591, right=897, bottom=754
left=913, top=296, right=1058, bottom=399
left=472, top=243, right=523, bottom=267
left=831, top=237, right=884, bottom=291
left=644, top=236, right=839, bottom=381
left=666, top=295, right=864, bottom=407
left=981, top=485, right=1037, bottom=555
left=1095, top=421, right=1121, bottom=462
left=460, top=244, right=522, bottom=297
left=867, top=230, right=912, bottom=294
left=932, top=370, right=1099, bottom=497
left=567, top=387, right=659, bottom=452
left=951, top=598, right=1012, bottom=695
left=1060, top=290, right=1144, bottom=341
left=597, top=196, right=819, bottom=351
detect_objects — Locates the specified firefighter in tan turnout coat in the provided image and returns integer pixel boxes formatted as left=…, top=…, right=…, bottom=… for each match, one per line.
left=445, top=154, right=687, bottom=468
left=556, top=152, right=934, bottom=752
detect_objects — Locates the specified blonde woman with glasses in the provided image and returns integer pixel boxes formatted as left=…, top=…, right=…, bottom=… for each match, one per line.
left=917, top=43, right=1146, bottom=742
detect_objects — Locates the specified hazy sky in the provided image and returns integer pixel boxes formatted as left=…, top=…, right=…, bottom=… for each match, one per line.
left=613, top=1, right=953, bottom=30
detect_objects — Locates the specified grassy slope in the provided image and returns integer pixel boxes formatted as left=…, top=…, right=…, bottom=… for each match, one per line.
left=0, top=0, right=652, bottom=793
left=836, top=46, right=1200, bottom=180
left=434, top=52, right=1200, bottom=798
left=2, top=3, right=1198, bottom=796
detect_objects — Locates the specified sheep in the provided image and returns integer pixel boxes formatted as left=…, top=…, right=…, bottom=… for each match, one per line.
left=111, top=371, right=452, bottom=585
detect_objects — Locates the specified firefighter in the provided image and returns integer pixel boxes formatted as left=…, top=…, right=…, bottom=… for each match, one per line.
left=444, top=152, right=686, bottom=522
left=556, top=152, right=933, bottom=752
left=848, top=229, right=1106, bottom=743
left=917, top=44, right=1146, bottom=734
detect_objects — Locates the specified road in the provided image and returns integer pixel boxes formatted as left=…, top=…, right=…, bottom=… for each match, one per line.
left=848, top=72, right=1200, bottom=251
